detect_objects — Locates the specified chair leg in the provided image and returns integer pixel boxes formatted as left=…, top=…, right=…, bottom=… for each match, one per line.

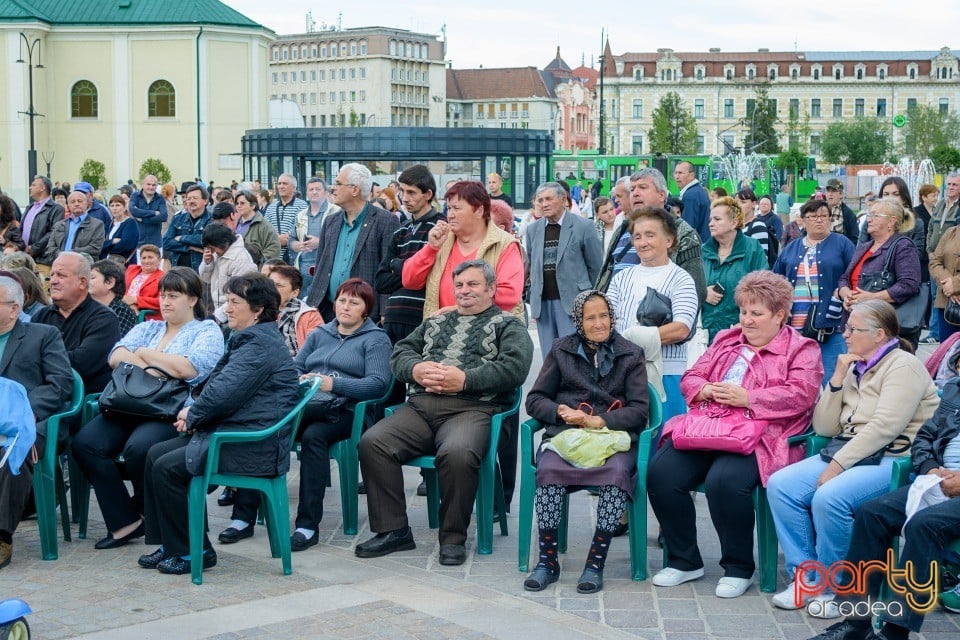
left=424, top=470, right=440, bottom=529
left=476, top=465, right=493, bottom=555
left=754, top=487, right=779, bottom=593
left=494, top=465, right=508, bottom=537
left=32, top=458, right=58, bottom=561
left=338, top=446, right=359, bottom=536
left=517, top=465, right=535, bottom=572
left=55, top=464, right=71, bottom=543
left=268, top=478, right=293, bottom=576
left=67, top=452, right=82, bottom=524
left=628, top=479, right=649, bottom=581
left=558, top=493, right=569, bottom=554
left=188, top=478, right=207, bottom=585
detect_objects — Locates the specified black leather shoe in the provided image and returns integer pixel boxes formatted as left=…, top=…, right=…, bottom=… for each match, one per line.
left=438, top=544, right=466, bottom=566
left=290, top=531, right=319, bottom=552
left=357, top=481, right=366, bottom=495
left=138, top=547, right=171, bottom=569
left=355, top=526, right=415, bottom=558
left=416, top=480, right=427, bottom=496
left=218, top=525, right=254, bottom=544
left=807, top=620, right=879, bottom=640
left=95, top=522, right=145, bottom=550
left=577, top=567, right=604, bottom=594
left=217, top=487, right=237, bottom=506
left=156, top=548, right=218, bottom=575
left=523, top=564, right=560, bottom=591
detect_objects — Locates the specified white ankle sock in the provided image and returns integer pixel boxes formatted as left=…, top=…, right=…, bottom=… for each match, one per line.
left=295, top=528, right=316, bottom=539
left=230, top=520, right=250, bottom=531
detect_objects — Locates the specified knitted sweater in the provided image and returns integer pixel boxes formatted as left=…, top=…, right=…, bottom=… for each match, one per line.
left=391, top=304, right=533, bottom=409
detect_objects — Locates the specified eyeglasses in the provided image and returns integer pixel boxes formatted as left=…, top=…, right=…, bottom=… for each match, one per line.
left=803, top=214, right=829, bottom=221
left=866, top=212, right=894, bottom=219
left=842, top=325, right=875, bottom=335
left=0, top=301, right=16, bottom=306
left=332, top=181, right=356, bottom=189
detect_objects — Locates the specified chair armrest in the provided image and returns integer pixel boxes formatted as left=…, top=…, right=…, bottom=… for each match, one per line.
left=520, top=418, right=545, bottom=467
left=349, top=377, right=396, bottom=442
left=889, top=457, right=912, bottom=490
left=805, top=434, right=831, bottom=457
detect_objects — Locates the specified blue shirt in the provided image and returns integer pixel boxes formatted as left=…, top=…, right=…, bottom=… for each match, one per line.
left=299, top=201, right=330, bottom=273
left=111, top=318, right=225, bottom=387
left=327, top=207, right=367, bottom=302
left=64, top=213, right=88, bottom=251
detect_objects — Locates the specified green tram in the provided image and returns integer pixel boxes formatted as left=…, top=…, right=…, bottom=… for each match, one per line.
left=550, top=151, right=819, bottom=201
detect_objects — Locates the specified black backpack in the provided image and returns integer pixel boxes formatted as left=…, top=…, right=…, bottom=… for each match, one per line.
left=764, top=221, right=780, bottom=268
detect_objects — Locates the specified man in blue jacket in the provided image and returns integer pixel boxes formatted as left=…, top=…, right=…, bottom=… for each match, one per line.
left=162, top=184, right=211, bottom=271
left=129, top=175, right=167, bottom=247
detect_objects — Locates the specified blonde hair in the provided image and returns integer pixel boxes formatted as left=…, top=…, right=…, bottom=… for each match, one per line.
left=872, top=197, right=914, bottom=233
left=711, top=196, right=745, bottom=229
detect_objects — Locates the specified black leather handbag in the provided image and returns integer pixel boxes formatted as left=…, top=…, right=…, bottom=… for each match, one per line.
left=99, top=363, right=190, bottom=422
left=946, top=299, right=960, bottom=327
left=635, top=288, right=673, bottom=327
left=858, top=237, right=926, bottom=333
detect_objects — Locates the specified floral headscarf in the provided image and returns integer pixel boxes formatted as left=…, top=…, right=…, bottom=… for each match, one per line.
left=571, top=289, right=617, bottom=379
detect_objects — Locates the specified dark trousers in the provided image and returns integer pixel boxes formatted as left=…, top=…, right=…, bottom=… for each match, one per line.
left=498, top=412, right=519, bottom=508
left=72, top=413, right=178, bottom=532
left=647, top=440, right=760, bottom=578
left=358, top=394, right=495, bottom=545
left=0, top=459, right=34, bottom=536
left=838, top=485, right=960, bottom=632
left=294, top=409, right=353, bottom=531
left=143, top=436, right=209, bottom=556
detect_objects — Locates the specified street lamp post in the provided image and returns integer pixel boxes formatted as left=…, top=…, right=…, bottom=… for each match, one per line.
left=16, top=33, right=45, bottom=181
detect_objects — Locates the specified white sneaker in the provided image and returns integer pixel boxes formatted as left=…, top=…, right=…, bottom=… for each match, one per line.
left=807, top=595, right=841, bottom=619
left=652, top=566, right=705, bottom=587
left=771, top=580, right=812, bottom=610
left=716, top=576, right=753, bottom=598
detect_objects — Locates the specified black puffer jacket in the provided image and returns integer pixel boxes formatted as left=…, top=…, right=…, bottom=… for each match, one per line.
left=526, top=333, right=649, bottom=444
left=912, top=378, right=960, bottom=475
left=187, top=321, right=299, bottom=476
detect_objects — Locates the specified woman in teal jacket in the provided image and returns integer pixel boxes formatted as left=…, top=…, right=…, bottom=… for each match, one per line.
left=702, top=196, right=768, bottom=343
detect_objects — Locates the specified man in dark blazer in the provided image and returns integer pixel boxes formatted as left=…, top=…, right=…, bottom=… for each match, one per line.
left=305, top=163, right=399, bottom=322
left=0, top=275, right=73, bottom=569
left=525, top=182, right=603, bottom=357
left=674, top=161, right=711, bottom=242
left=20, top=175, right=65, bottom=277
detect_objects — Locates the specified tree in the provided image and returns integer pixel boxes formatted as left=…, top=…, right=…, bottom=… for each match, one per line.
left=776, top=108, right=810, bottom=172
left=79, top=158, right=107, bottom=189
left=649, top=92, right=698, bottom=154
left=745, top=86, right=780, bottom=154
left=349, top=108, right=360, bottom=127
left=820, top=119, right=892, bottom=165
left=902, top=104, right=960, bottom=158
left=931, top=144, right=960, bottom=172
left=138, top=158, right=172, bottom=185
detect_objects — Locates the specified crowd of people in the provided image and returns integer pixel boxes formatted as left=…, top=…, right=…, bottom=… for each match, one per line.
left=3, top=164, right=960, bottom=640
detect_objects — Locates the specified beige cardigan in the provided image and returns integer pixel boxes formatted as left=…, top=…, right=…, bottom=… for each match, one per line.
left=813, top=348, right=939, bottom=469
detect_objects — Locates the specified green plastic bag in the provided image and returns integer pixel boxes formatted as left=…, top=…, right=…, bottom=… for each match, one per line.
left=543, top=427, right=631, bottom=469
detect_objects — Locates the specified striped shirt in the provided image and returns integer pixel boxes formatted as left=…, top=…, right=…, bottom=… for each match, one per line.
left=789, top=246, right=820, bottom=330
left=607, top=261, right=698, bottom=376
left=743, top=219, right=771, bottom=262
left=264, top=196, right=308, bottom=262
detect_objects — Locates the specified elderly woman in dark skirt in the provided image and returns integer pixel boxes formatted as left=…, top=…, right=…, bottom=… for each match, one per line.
left=523, top=290, right=649, bottom=594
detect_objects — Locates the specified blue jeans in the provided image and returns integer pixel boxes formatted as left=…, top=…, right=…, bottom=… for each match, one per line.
left=662, top=374, right=687, bottom=425
left=818, top=331, right=847, bottom=386
left=767, top=454, right=895, bottom=581
left=930, top=280, right=941, bottom=337
left=535, top=299, right=575, bottom=359
left=937, top=307, right=960, bottom=343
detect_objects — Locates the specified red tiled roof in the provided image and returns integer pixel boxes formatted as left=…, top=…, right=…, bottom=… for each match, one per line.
left=446, top=67, right=553, bottom=100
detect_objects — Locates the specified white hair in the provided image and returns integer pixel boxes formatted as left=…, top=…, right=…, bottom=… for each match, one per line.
left=0, top=276, right=24, bottom=307
left=341, top=163, right=373, bottom=198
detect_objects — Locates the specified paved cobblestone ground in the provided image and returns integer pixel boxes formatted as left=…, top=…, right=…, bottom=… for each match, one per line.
left=1, top=329, right=955, bottom=639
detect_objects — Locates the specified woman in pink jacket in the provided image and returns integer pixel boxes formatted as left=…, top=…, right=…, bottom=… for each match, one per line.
left=647, top=271, right=823, bottom=599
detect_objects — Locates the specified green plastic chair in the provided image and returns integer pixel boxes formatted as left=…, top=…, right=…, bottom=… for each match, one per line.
left=327, top=378, right=395, bottom=535
left=186, top=378, right=321, bottom=585
left=386, top=387, right=522, bottom=555
left=31, top=369, right=84, bottom=560
left=72, top=392, right=103, bottom=539
left=136, top=309, right=159, bottom=323
left=517, top=382, right=663, bottom=580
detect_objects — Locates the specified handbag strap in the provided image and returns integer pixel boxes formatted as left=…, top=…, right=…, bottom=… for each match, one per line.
left=874, top=235, right=910, bottom=279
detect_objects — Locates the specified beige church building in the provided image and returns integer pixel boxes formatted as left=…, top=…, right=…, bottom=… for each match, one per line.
left=1, top=0, right=272, bottom=201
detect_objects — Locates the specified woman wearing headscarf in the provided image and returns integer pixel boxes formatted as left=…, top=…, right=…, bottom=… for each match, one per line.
left=524, top=290, right=649, bottom=594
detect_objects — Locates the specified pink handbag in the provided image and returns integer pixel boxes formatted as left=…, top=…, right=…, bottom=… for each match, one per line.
left=668, top=401, right=768, bottom=456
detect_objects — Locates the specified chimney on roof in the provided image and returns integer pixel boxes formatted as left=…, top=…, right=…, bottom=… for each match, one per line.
left=758, top=48, right=769, bottom=52
left=709, top=48, right=720, bottom=53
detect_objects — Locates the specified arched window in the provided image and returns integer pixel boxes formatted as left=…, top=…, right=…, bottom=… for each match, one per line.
left=71, top=80, right=98, bottom=118
left=148, top=80, right=176, bottom=117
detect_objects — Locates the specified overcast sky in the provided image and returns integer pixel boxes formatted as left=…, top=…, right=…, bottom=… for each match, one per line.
left=222, top=0, right=957, bottom=69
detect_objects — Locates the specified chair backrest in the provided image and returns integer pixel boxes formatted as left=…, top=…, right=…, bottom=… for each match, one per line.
left=646, top=381, right=663, bottom=432
left=283, top=378, right=323, bottom=449
left=66, top=369, right=85, bottom=417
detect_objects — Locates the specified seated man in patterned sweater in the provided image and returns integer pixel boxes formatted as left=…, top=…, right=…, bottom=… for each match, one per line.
left=357, top=259, right=533, bottom=566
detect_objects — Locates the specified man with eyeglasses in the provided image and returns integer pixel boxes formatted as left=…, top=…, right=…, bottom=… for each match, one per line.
left=305, top=163, right=399, bottom=321
left=264, top=173, right=308, bottom=264
left=823, top=178, right=859, bottom=245
left=0, top=275, right=73, bottom=570
left=927, top=172, right=960, bottom=256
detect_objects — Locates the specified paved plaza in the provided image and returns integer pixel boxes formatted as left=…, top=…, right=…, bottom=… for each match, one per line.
left=1, top=331, right=957, bottom=639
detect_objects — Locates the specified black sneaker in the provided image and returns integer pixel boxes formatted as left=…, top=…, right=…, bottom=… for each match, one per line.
left=806, top=620, right=877, bottom=640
